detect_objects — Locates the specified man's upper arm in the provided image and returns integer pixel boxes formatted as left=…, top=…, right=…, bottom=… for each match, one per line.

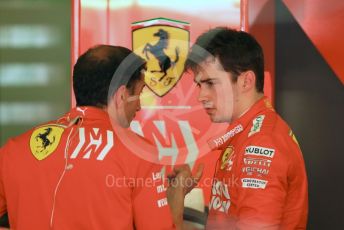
left=132, top=162, right=175, bottom=230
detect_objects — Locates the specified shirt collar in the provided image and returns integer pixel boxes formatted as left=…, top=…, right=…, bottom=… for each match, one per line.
left=58, top=106, right=111, bottom=126
left=207, top=96, right=274, bottom=150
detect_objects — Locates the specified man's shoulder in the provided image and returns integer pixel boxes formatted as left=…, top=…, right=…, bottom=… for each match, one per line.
left=2, top=119, right=61, bottom=147
left=245, top=109, right=291, bottom=138
left=112, top=127, right=160, bottom=164
left=241, top=109, right=300, bottom=153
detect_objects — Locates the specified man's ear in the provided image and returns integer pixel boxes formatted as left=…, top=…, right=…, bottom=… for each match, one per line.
left=113, top=85, right=128, bottom=108
left=238, top=70, right=256, bottom=93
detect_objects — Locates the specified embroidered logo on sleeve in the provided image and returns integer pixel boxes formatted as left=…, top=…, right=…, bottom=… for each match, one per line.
left=30, top=125, right=64, bottom=160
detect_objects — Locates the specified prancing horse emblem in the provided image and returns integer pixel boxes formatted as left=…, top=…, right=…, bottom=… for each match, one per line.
left=142, top=29, right=180, bottom=82
left=30, top=125, right=65, bottom=160
left=132, top=18, right=189, bottom=97
left=35, top=127, right=55, bottom=152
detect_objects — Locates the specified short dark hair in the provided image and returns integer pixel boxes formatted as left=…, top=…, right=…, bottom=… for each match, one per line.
left=73, top=45, right=146, bottom=108
left=185, top=27, right=264, bottom=92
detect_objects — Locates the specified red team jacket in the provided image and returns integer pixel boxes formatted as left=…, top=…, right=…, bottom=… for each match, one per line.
left=207, top=97, right=308, bottom=229
left=0, top=107, right=174, bottom=229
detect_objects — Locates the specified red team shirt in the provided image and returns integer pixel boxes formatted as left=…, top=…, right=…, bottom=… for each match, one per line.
left=0, top=99, right=309, bottom=229
left=207, top=97, right=308, bottom=229
left=0, top=107, right=174, bottom=229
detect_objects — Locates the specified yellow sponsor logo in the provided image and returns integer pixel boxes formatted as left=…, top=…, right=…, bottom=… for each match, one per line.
left=289, top=129, right=299, bottom=146
left=30, top=125, right=64, bottom=160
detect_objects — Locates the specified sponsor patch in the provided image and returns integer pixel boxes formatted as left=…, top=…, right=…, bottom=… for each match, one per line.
left=242, top=167, right=269, bottom=176
left=157, top=198, right=168, bottom=207
left=245, top=146, right=275, bottom=158
left=210, top=124, right=243, bottom=149
left=220, top=146, right=234, bottom=170
left=210, top=180, right=230, bottom=213
left=242, top=178, right=268, bottom=189
left=30, top=125, right=64, bottom=160
left=244, top=158, right=272, bottom=167
left=248, top=115, right=265, bottom=137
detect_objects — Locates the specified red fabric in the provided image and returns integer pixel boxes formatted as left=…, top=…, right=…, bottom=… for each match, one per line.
left=0, top=107, right=174, bottom=229
left=207, top=97, right=308, bottom=229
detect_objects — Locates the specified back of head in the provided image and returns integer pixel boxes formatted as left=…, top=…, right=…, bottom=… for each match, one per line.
left=186, top=27, right=265, bottom=92
left=73, top=45, right=145, bottom=108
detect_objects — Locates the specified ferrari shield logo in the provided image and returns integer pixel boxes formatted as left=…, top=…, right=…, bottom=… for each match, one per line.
left=132, top=18, right=189, bottom=97
left=30, top=125, right=64, bottom=160
left=221, top=146, right=234, bottom=170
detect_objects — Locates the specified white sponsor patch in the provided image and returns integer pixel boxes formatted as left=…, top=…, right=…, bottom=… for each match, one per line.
left=248, top=115, right=265, bottom=137
left=157, top=198, right=168, bottom=207
left=242, top=178, right=268, bottom=189
left=242, top=167, right=269, bottom=175
left=156, top=184, right=167, bottom=193
left=211, top=124, right=243, bottom=148
left=245, top=146, right=275, bottom=158
left=244, top=158, right=272, bottom=167
left=210, top=180, right=230, bottom=213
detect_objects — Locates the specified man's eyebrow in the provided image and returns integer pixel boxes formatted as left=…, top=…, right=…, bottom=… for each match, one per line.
left=194, top=78, right=216, bottom=84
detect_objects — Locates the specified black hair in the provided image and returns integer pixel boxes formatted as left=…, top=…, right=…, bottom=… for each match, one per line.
left=73, top=45, right=146, bottom=108
left=185, top=27, right=264, bottom=92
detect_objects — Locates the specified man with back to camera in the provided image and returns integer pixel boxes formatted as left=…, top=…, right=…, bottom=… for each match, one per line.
left=167, top=27, right=308, bottom=229
left=0, top=45, right=175, bottom=229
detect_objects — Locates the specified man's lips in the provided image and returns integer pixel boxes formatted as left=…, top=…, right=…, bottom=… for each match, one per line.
left=205, top=108, right=215, bottom=114
left=203, top=101, right=215, bottom=114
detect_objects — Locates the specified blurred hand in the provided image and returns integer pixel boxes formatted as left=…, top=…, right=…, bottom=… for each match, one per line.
left=166, top=164, right=204, bottom=229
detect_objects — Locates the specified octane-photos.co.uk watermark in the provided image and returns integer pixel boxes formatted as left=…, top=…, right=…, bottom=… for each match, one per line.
left=105, top=174, right=240, bottom=189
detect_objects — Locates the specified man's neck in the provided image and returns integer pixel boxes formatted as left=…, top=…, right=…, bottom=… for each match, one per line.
left=233, top=92, right=264, bottom=121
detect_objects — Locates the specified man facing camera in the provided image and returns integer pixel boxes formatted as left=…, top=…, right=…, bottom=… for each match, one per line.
left=167, top=28, right=308, bottom=229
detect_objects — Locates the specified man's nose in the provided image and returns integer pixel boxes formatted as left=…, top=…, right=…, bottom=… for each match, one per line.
left=198, top=87, right=208, bottom=103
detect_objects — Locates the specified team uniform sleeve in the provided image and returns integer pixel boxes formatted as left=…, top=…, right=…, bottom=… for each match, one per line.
left=121, top=132, right=175, bottom=229
left=131, top=160, right=175, bottom=230
left=0, top=145, right=7, bottom=217
left=234, top=133, right=307, bottom=229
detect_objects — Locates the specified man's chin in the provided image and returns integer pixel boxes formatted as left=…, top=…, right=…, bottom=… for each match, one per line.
left=210, top=115, right=231, bottom=123
left=211, top=119, right=221, bottom=123
left=210, top=115, right=221, bottom=123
